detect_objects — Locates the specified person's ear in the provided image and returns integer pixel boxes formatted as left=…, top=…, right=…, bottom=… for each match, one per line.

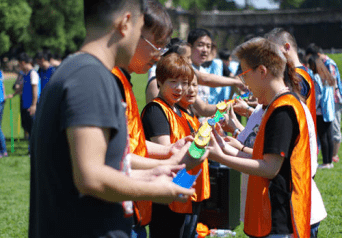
left=116, top=12, right=133, bottom=37
left=257, top=65, right=267, bottom=78
left=284, top=43, right=291, bottom=51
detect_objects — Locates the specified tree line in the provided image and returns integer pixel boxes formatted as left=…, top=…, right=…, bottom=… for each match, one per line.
left=0, top=0, right=341, bottom=60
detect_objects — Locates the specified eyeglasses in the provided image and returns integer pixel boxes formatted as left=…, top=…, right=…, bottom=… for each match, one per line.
left=237, top=68, right=252, bottom=84
left=141, top=35, right=169, bottom=56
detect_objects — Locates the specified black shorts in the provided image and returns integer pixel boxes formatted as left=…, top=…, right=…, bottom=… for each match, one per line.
left=21, top=108, right=33, bottom=135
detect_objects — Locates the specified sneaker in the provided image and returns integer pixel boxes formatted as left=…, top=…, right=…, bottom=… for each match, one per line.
left=3, top=152, right=8, bottom=157
left=318, top=163, right=334, bottom=169
left=332, top=155, right=339, bottom=163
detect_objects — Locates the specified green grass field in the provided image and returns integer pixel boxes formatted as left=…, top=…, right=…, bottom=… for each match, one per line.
left=0, top=53, right=341, bottom=237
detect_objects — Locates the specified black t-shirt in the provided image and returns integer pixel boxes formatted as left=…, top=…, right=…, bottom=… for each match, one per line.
left=263, top=98, right=300, bottom=234
left=141, top=100, right=183, bottom=141
left=29, top=53, right=133, bottom=238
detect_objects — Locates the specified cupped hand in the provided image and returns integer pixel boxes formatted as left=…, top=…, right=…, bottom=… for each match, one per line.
left=233, top=98, right=249, bottom=117
left=219, top=107, right=240, bottom=134
left=150, top=174, right=195, bottom=204
left=150, top=164, right=186, bottom=179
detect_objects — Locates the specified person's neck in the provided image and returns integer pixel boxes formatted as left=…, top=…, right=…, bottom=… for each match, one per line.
left=158, top=93, right=175, bottom=109
left=24, top=66, right=32, bottom=74
left=80, top=35, right=117, bottom=71
left=266, top=79, right=289, bottom=104
left=42, top=62, right=50, bottom=70
left=191, top=58, right=201, bottom=68
left=177, top=102, right=190, bottom=112
left=123, top=66, right=132, bottom=74
left=288, top=50, right=303, bottom=68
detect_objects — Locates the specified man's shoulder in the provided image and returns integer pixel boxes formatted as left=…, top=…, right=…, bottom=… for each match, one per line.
left=54, top=53, right=113, bottom=82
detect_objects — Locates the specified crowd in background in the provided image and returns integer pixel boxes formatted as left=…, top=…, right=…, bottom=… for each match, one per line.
left=0, top=0, right=341, bottom=238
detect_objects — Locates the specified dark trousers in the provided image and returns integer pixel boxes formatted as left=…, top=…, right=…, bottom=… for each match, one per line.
left=316, top=115, right=333, bottom=164
left=149, top=202, right=202, bottom=238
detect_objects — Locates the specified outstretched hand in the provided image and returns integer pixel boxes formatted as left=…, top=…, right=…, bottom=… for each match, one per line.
left=168, top=135, right=194, bottom=158
left=219, top=106, right=240, bottom=133
left=150, top=174, right=196, bottom=204
left=233, top=98, right=249, bottom=117
left=209, top=124, right=239, bottom=157
left=150, top=164, right=186, bottom=179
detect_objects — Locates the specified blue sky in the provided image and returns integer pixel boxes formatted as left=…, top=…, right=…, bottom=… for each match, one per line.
left=235, top=0, right=280, bottom=9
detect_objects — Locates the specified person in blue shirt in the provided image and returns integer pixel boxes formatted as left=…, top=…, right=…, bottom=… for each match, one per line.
left=306, top=43, right=342, bottom=163
left=8, top=52, right=41, bottom=139
left=0, top=69, right=8, bottom=157
left=308, top=53, right=336, bottom=169
left=35, top=51, right=56, bottom=91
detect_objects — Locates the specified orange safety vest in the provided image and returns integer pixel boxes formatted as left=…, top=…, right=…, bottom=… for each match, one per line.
left=244, top=93, right=311, bottom=238
left=180, top=109, right=210, bottom=202
left=111, top=67, right=151, bottom=226
left=295, top=67, right=317, bottom=131
left=142, top=98, right=193, bottom=213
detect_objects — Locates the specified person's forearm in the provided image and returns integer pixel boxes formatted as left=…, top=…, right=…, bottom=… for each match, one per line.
left=193, top=97, right=217, bottom=117
left=131, top=152, right=170, bottom=170
left=196, top=71, right=240, bottom=87
left=2, top=83, right=5, bottom=97
left=12, top=85, right=23, bottom=96
left=31, top=85, right=38, bottom=106
left=146, top=140, right=171, bottom=159
left=77, top=164, right=171, bottom=202
left=209, top=153, right=279, bottom=179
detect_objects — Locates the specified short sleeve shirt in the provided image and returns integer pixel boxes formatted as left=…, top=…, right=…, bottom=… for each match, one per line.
left=141, top=101, right=183, bottom=140
left=29, top=53, right=133, bottom=238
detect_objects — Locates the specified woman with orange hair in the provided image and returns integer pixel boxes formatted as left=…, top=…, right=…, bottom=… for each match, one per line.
left=142, top=53, right=199, bottom=238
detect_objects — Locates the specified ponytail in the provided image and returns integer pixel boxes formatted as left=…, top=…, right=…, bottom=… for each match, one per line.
left=283, top=54, right=301, bottom=95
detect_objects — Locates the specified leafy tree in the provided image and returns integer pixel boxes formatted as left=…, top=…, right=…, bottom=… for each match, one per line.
left=270, top=0, right=305, bottom=9
left=158, top=0, right=237, bottom=11
left=271, top=0, right=341, bottom=9
left=301, top=0, right=342, bottom=9
left=26, top=0, right=85, bottom=56
left=0, top=0, right=32, bottom=56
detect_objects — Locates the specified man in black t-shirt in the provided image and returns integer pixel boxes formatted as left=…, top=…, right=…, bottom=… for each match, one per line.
left=29, top=1, right=196, bottom=238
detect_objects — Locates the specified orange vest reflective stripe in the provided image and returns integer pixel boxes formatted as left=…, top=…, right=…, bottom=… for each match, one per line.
left=142, top=98, right=193, bottom=213
left=111, top=67, right=151, bottom=226
left=295, top=67, right=317, bottom=131
left=244, top=94, right=311, bottom=238
left=180, top=109, right=210, bottom=202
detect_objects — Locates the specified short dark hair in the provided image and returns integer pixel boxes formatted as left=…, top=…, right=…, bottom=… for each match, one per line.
left=187, top=28, right=212, bottom=46
left=297, top=48, right=306, bottom=64
left=84, top=0, right=146, bottom=28
left=35, top=51, right=51, bottom=61
left=52, top=52, right=62, bottom=60
left=18, top=52, right=32, bottom=64
left=164, top=38, right=190, bottom=57
left=264, top=28, right=298, bottom=50
left=144, top=0, right=173, bottom=46
left=218, top=48, right=231, bottom=61
left=305, top=43, right=320, bottom=56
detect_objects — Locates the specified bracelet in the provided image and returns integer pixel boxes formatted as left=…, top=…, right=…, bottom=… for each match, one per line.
left=240, top=145, right=245, bottom=152
left=233, top=128, right=240, bottom=138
